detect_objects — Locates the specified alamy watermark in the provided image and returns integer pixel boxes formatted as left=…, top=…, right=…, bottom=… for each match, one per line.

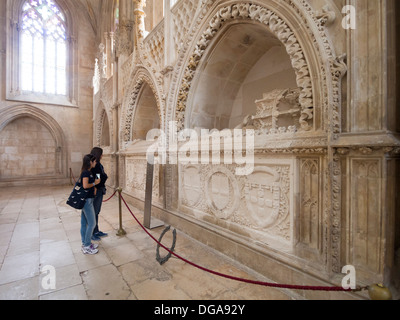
left=342, top=265, right=357, bottom=290
left=41, top=265, right=56, bottom=291
left=342, top=5, right=356, bottom=30
left=146, top=121, right=255, bottom=176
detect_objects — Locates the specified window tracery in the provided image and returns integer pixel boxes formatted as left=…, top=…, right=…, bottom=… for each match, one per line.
left=20, top=0, right=67, bottom=96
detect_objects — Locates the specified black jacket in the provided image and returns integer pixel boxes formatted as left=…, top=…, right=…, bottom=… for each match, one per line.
left=91, top=162, right=108, bottom=190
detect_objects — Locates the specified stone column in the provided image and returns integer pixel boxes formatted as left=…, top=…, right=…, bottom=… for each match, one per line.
left=133, top=0, right=147, bottom=48
left=104, top=32, right=112, bottom=79
left=163, top=0, right=176, bottom=67
left=116, top=0, right=134, bottom=56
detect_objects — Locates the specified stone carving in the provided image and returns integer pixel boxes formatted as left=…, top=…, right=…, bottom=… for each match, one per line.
left=315, top=5, right=336, bottom=26
left=126, top=159, right=147, bottom=192
left=244, top=167, right=281, bottom=229
left=172, top=0, right=199, bottom=53
left=181, top=165, right=203, bottom=207
left=204, top=166, right=240, bottom=220
left=134, top=0, right=147, bottom=40
left=350, top=159, right=382, bottom=275
left=95, top=108, right=107, bottom=147
left=330, top=53, right=347, bottom=138
left=252, top=88, right=301, bottom=133
left=175, top=3, right=314, bottom=131
left=121, top=71, right=163, bottom=144
left=331, top=155, right=342, bottom=273
left=126, top=158, right=160, bottom=199
left=98, top=43, right=107, bottom=79
left=93, top=58, right=100, bottom=94
left=179, top=163, right=291, bottom=245
left=143, top=23, right=165, bottom=70
left=299, top=159, right=320, bottom=249
left=114, top=19, right=134, bottom=56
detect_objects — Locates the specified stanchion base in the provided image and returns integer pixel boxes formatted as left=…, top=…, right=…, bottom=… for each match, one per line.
left=117, top=229, right=127, bottom=237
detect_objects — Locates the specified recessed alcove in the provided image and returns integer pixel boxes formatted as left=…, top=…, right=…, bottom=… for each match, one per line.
left=101, top=111, right=111, bottom=147
left=0, top=116, right=57, bottom=178
left=131, top=83, right=160, bottom=141
left=187, top=22, right=298, bottom=131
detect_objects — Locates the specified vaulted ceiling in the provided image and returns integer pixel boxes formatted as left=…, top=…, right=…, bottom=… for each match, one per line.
left=76, top=0, right=103, bottom=34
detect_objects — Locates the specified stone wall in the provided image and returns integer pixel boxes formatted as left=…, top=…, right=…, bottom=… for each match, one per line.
left=0, top=117, right=57, bottom=178
left=94, top=0, right=399, bottom=299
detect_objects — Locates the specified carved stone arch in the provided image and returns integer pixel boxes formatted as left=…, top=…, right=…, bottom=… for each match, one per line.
left=94, top=101, right=111, bottom=147
left=120, top=68, right=164, bottom=145
left=169, top=0, right=346, bottom=134
left=0, top=104, right=68, bottom=177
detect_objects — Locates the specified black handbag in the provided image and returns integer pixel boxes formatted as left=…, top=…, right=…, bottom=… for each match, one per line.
left=66, top=178, right=90, bottom=210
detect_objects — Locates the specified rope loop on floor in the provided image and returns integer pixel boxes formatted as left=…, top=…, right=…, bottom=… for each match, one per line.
left=156, top=226, right=177, bottom=265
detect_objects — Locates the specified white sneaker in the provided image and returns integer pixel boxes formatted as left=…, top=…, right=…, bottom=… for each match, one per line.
left=82, top=245, right=99, bottom=255
left=81, top=243, right=99, bottom=250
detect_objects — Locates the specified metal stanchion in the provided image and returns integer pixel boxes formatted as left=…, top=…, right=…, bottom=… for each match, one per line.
left=116, top=188, right=126, bottom=237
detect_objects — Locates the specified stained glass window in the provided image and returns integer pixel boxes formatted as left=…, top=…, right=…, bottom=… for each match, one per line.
left=114, top=0, right=119, bottom=32
left=20, top=0, right=67, bottom=95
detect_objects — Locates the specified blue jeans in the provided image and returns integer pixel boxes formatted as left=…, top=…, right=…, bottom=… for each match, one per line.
left=81, top=198, right=96, bottom=247
left=93, top=189, right=104, bottom=235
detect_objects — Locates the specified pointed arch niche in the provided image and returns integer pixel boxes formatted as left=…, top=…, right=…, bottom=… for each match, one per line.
left=95, top=103, right=111, bottom=148
left=0, top=105, right=67, bottom=185
left=172, top=2, right=338, bottom=134
left=132, top=83, right=160, bottom=141
left=120, top=70, right=163, bottom=145
left=119, top=75, right=164, bottom=207
left=187, top=21, right=298, bottom=131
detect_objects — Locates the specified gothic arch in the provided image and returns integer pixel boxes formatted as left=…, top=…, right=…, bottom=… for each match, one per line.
left=120, top=68, right=164, bottom=144
left=169, top=1, right=346, bottom=134
left=94, top=102, right=111, bottom=147
left=186, top=20, right=298, bottom=131
left=0, top=104, right=68, bottom=177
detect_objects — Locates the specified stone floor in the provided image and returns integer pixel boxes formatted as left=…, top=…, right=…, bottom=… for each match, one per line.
left=0, top=185, right=298, bottom=300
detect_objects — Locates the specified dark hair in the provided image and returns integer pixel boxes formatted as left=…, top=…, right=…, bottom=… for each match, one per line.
left=81, top=154, right=96, bottom=174
left=90, top=147, right=103, bottom=163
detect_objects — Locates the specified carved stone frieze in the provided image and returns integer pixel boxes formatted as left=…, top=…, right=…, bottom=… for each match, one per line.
left=331, top=155, right=342, bottom=273
left=179, top=161, right=292, bottom=247
left=315, top=5, right=336, bottom=26
left=114, top=19, right=134, bottom=56
left=299, top=158, right=321, bottom=250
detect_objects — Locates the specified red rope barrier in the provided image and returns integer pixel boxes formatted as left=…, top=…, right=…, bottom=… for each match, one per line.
left=118, top=193, right=360, bottom=293
left=103, top=190, right=117, bottom=203
left=70, top=168, right=77, bottom=185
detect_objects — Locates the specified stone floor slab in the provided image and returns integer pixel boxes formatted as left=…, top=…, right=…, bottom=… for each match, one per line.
left=0, top=185, right=297, bottom=300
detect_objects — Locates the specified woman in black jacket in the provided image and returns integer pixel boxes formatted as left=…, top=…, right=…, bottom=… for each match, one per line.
left=90, top=147, right=109, bottom=240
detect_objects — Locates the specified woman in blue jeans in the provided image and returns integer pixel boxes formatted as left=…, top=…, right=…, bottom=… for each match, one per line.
left=80, top=154, right=101, bottom=255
